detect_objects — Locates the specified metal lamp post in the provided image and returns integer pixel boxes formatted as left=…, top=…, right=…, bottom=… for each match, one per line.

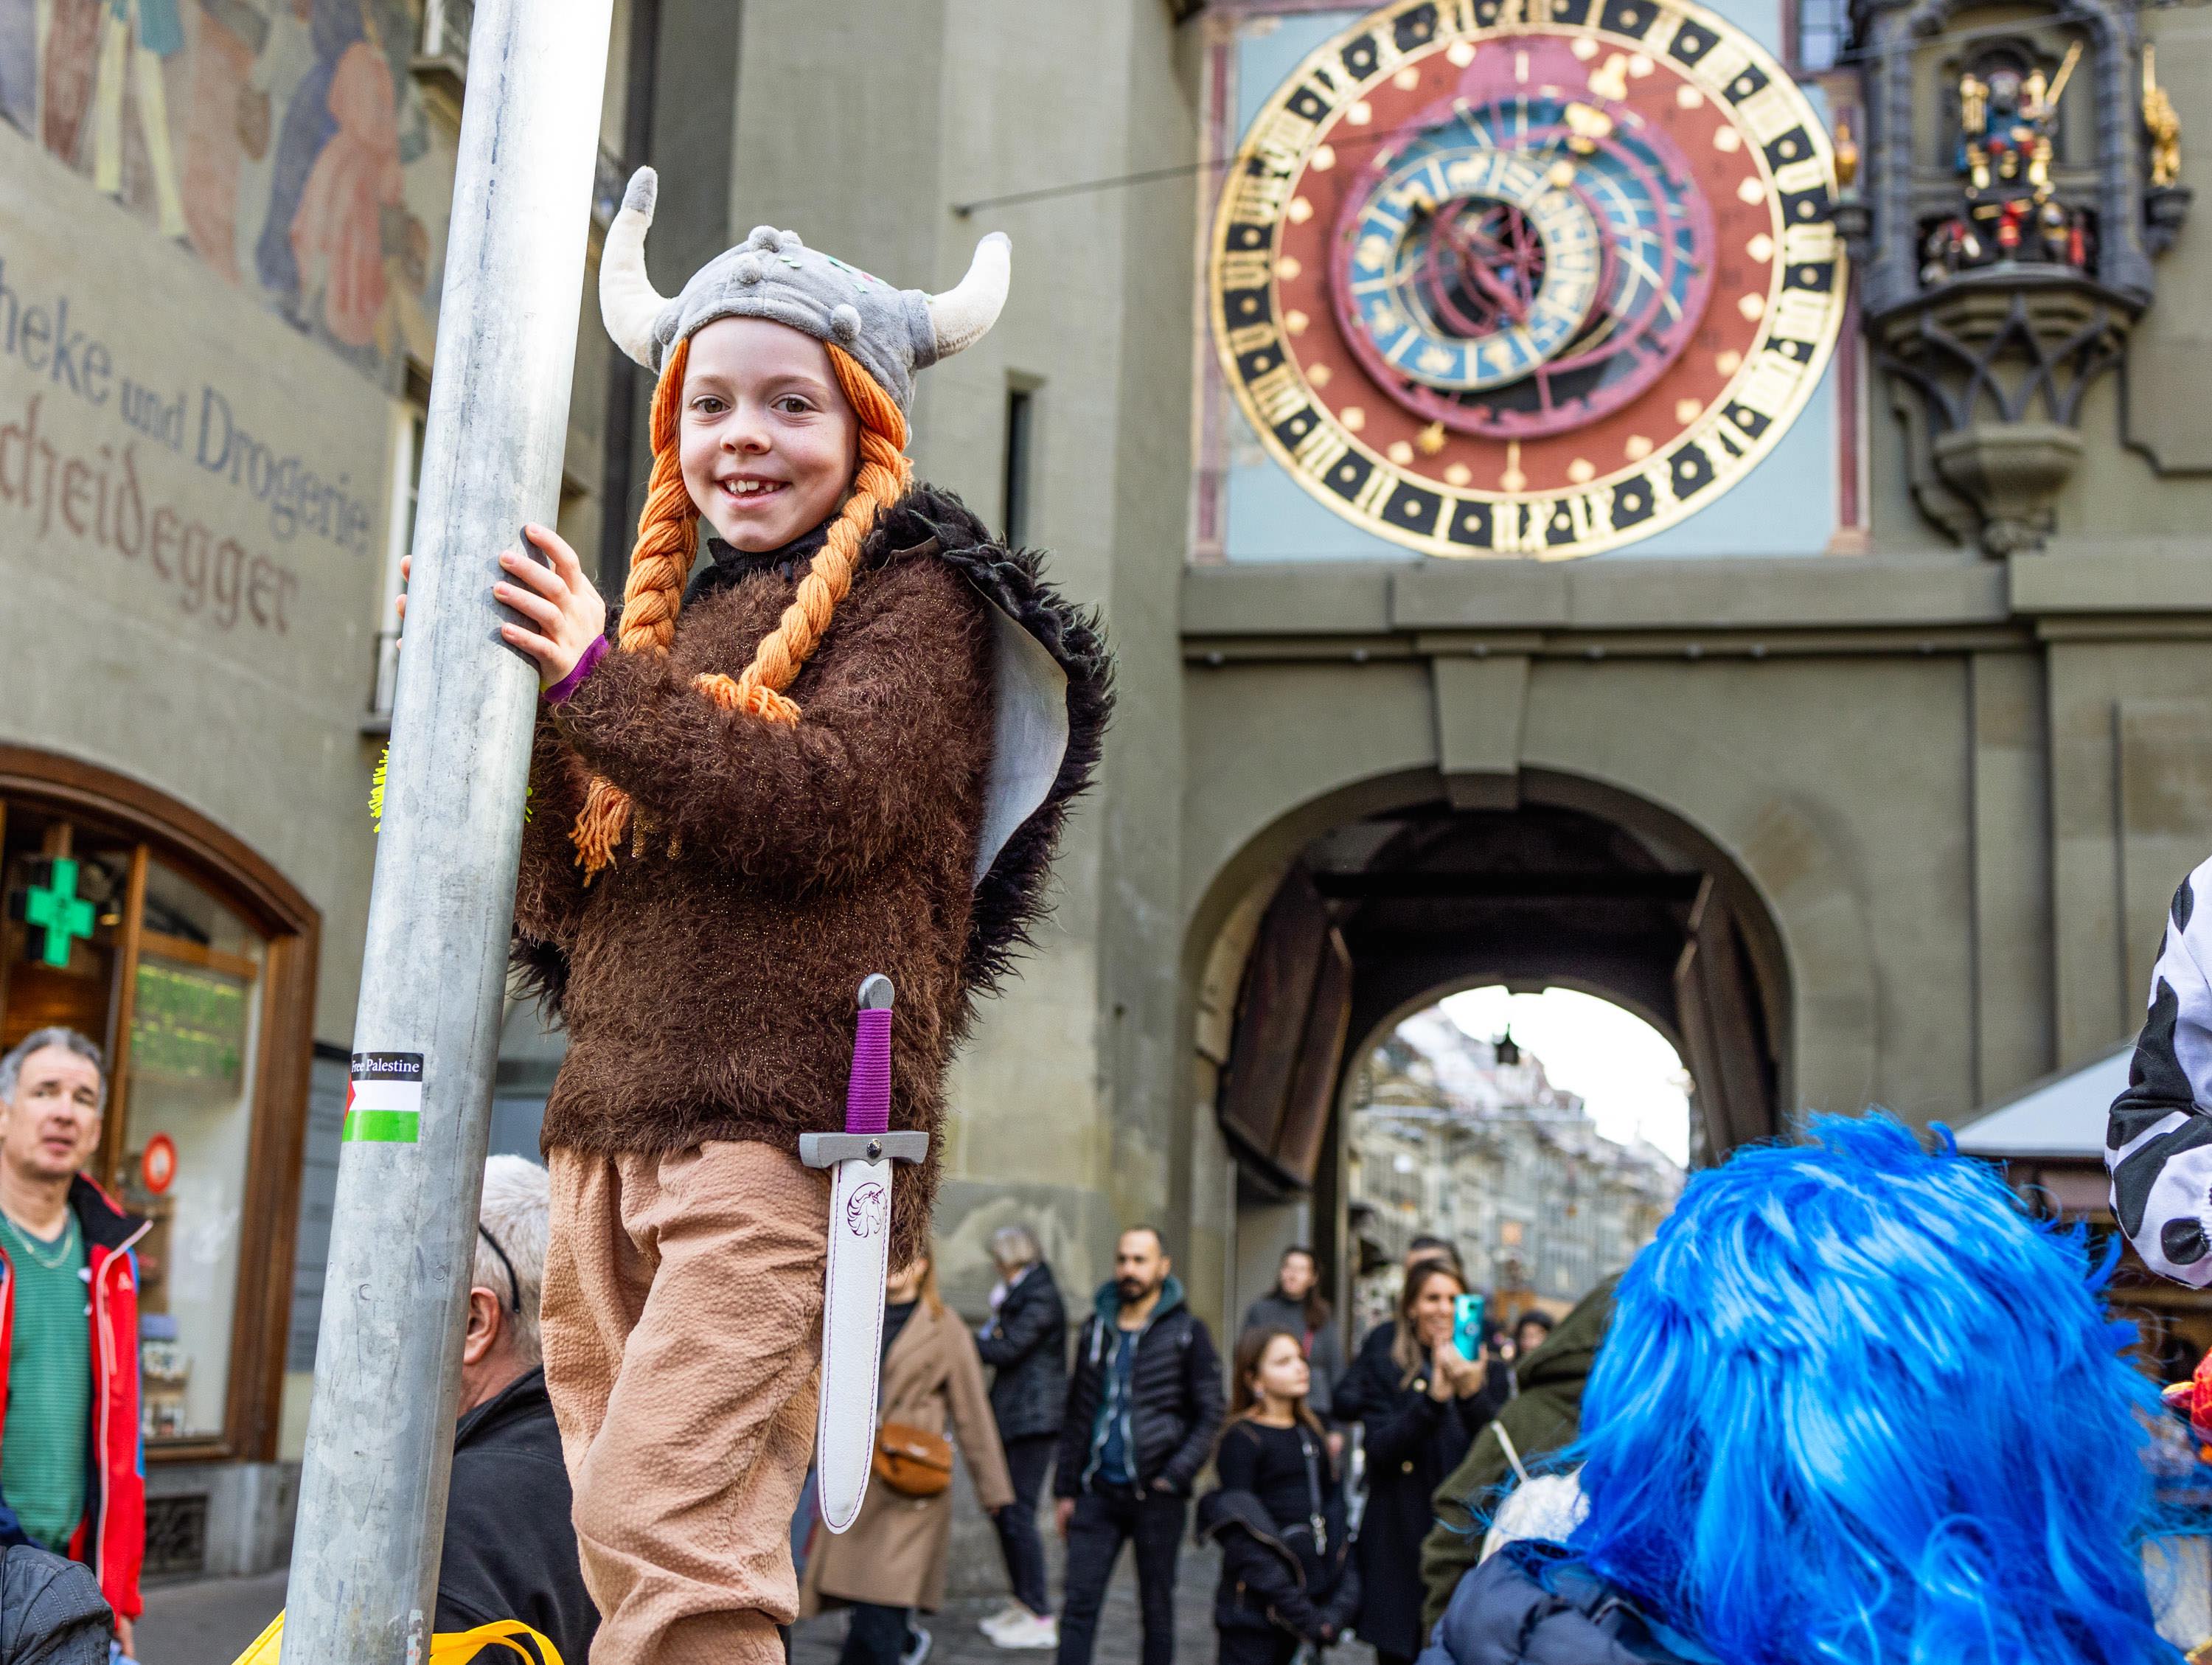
left=282, top=1, right=613, bottom=1657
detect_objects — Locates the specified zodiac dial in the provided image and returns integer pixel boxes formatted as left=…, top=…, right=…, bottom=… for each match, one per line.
left=1209, top=0, right=1848, bottom=557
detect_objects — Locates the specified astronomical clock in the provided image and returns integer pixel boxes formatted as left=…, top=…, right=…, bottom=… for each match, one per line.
left=1207, top=0, right=1849, bottom=557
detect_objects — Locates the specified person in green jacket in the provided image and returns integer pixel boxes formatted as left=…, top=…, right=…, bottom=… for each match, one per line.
left=1417, top=1275, right=1618, bottom=1633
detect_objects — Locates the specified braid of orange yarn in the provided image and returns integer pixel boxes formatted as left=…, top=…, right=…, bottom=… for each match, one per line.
left=692, top=344, right=913, bottom=723
left=617, top=336, right=696, bottom=654
left=571, top=339, right=695, bottom=875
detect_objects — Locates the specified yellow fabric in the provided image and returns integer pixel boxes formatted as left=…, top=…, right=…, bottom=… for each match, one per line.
left=232, top=1611, right=564, bottom=1665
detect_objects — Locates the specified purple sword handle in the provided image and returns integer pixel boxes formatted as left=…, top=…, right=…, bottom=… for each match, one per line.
left=845, top=975, right=894, bottom=1137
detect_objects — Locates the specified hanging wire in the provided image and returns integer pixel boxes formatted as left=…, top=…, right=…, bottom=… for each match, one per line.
left=949, top=0, right=2191, bottom=218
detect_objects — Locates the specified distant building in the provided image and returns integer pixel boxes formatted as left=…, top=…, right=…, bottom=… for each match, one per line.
left=1346, top=1010, right=1683, bottom=1338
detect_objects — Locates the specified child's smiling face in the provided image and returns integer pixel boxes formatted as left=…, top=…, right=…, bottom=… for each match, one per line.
left=678, top=316, right=860, bottom=553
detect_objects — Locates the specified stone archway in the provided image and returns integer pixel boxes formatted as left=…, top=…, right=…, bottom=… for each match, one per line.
left=1199, top=770, right=1792, bottom=1187
left=1180, top=759, right=1883, bottom=1327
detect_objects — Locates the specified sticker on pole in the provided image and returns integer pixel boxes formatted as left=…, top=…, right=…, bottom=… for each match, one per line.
left=345, top=1052, right=425, bottom=1144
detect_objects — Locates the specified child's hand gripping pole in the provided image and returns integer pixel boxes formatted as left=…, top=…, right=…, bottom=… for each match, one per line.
left=799, top=976, right=924, bottom=1532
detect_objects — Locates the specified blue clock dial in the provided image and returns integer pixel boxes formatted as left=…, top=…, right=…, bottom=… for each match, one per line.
left=1329, top=44, right=1718, bottom=437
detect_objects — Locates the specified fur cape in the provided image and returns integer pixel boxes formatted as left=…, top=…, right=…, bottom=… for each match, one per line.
left=512, top=484, right=1110, bottom=1264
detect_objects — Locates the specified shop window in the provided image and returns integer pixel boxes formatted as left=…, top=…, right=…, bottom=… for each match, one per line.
left=117, top=863, right=267, bottom=1442
left=413, top=0, right=475, bottom=118
left=0, top=752, right=318, bottom=1462
left=287, top=1050, right=347, bottom=1374
left=1, top=821, right=136, bottom=1043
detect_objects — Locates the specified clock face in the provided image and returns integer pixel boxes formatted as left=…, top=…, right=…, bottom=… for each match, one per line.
left=1208, top=0, right=1848, bottom=558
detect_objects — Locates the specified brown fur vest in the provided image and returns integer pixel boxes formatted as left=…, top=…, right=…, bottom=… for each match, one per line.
left=512, top=486, right=1110, bottom=1265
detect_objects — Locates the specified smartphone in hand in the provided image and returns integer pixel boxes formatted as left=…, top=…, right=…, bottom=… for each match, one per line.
left=1451, top=1293, right=1486, bottom=1363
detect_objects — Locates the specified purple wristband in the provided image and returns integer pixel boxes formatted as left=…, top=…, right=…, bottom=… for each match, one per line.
left=543, top=635, right=609, bottom=704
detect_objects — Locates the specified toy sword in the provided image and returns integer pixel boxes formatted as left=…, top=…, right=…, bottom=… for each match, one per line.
left=801, top=975, right=924, bottom=1533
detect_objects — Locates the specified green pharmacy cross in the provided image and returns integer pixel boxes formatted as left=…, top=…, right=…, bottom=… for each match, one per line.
left=21, top=859, right=95, bottom=968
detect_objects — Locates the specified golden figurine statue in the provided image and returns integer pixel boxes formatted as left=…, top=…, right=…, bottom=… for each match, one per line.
left=1958, top=72, right=1992, bottom=191
left=2146, top=44, right=2183, bottom=189
left=1960, top=72, right=1989, bottom=138
left=1834, top=118, right=1859, bottom=190
left=2047, top=42, right=2084, bottom=113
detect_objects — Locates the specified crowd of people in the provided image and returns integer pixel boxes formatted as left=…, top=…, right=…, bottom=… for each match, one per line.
left=785, top=1223, right=1605, bottom=1665
left=773, top=1112, right=2212, bottom=1665
left=4, top=990, right=2212, bottom=1665
left=0, top=1015, right=2205, bottom=1665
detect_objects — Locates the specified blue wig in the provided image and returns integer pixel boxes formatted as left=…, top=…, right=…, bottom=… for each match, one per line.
left=1558, top=1113, right=2178, bottom=1665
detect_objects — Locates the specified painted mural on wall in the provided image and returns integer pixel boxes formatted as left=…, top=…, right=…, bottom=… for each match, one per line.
left=0, top=0, right=444, bottom=378
left=1, top=130, right=393, bottom=727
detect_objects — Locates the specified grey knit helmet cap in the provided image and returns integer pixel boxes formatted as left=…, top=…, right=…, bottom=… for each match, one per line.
left=598, top=167, right=1010, bottom=411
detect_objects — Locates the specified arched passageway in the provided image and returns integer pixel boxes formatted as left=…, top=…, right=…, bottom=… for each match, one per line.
left=1192, top=769, right=1790, bottom=1327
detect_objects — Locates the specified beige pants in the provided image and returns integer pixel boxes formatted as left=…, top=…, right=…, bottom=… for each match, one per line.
left=543, top=1141, right=830, bottom=1665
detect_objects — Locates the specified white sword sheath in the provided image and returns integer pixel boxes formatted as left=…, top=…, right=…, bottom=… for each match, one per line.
left=801, top=975, right=924, bottom=1534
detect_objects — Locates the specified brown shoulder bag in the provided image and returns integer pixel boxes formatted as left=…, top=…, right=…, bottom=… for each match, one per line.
left=873, top=1421, right=953, bottom=1497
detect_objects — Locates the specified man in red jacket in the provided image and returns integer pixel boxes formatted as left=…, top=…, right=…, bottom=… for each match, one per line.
left=0, top=1028, right=145, bottom=1652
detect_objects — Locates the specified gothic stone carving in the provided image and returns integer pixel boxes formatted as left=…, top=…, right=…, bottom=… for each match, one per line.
left=1846, top=0, right=2182, bottom=552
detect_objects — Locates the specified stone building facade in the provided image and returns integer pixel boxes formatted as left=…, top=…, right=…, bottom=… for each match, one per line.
left=1178, top=0, right=2212, bottom=1349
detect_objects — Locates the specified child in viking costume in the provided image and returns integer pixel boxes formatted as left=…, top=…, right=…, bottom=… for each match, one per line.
left=484, top=169, right=1110, bottom=1664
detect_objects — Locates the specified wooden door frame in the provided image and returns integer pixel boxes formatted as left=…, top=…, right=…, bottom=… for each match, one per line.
left=0, top=746, right=320, bottom=1465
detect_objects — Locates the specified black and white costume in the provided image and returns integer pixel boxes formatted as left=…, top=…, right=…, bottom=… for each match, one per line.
left=2108, top=858, right=2212, bottom=1282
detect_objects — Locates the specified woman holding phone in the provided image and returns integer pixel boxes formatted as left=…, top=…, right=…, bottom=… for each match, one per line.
left=1336, top=1260, right=1506, bottom=1665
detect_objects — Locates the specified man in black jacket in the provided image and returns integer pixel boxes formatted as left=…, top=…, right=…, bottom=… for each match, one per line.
left=1053, top=1227, right=1225, bottom=1665
left=975, top=1223, right=1068, bottom=1648
left=436, top=1157, right=597, bottom=1665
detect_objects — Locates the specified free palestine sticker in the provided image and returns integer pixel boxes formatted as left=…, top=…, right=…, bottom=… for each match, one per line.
left=345, top=1052, right=425, bottom=1143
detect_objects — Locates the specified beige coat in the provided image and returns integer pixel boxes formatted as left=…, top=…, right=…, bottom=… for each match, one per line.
left=801, top=1298, right=1015, bottom=1614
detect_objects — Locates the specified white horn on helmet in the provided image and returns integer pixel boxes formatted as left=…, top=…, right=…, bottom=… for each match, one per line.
left=600, top=166, right=670, bottom=369
left=926, top=232, right=1012, bottom=360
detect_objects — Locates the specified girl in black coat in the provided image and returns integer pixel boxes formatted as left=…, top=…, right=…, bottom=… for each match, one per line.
left=1335, top=1261, right=1506, bottom=1665
left=1197, top=1328, right=1360, bottom=1665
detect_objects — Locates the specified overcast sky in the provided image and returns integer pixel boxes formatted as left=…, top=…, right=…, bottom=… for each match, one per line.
left=1441, top=985, right=1694, bottom=1167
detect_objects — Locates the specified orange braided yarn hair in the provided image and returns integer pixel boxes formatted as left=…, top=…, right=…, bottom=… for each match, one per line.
left=570, top=335, right=915, bottom=876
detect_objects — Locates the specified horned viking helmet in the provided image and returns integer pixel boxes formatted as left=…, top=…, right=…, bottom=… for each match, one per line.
left=598, top=167, right=1011, bottom=409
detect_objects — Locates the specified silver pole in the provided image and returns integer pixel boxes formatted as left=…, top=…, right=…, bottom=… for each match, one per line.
left=282, top=1, right=613, bottom=1658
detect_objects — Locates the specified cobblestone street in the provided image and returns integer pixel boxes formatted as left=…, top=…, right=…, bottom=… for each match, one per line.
left=790, top=1541, right=1229, bottom=1665
left=137, top=1537, right=1382, bottom=1665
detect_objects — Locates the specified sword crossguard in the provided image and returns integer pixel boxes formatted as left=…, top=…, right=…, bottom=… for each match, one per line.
left=801, top=1130, right=928, bottom=1168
